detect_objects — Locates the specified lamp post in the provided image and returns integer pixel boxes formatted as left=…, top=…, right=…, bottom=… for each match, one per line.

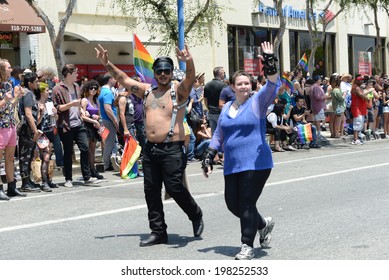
left=177, top=0, right=185, bottom=70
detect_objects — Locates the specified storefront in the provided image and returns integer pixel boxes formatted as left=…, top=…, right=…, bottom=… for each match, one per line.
left=0, top=0, right=45, bottom=68
left=31, top=0, right=388, bottom=80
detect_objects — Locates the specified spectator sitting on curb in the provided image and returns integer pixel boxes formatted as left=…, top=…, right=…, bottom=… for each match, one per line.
left=266, top=102, right=297, bottom=152
left=291, top=95, right=320, bottom=149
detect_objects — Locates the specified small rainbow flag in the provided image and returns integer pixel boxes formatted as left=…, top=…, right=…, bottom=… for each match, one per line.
left=281, top=72, right=294, bottom=91
left=296, top=123, right=313, bottom=144
left=298, top=53, right=309, bottom=72
left=132, top=33, right=155, bottom=84
left=120, top=136, right=142, bottom=179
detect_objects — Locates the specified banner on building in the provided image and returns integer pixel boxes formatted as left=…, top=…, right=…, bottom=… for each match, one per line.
left=358, top=51, right=372, bottom=76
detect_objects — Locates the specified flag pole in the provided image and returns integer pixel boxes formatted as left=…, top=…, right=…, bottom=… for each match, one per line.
left=177, top=0, right=185, bottom=70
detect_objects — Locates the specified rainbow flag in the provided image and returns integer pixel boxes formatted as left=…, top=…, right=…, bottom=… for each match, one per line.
left=296, top=123, right=313, bottom=144
left=298, top=53, right=309, bottom=72
left=281, top=72, right=294, bottom=91
left=120, top=136, right=142, bottom=179
left=132, top=33, right=155, bottom=84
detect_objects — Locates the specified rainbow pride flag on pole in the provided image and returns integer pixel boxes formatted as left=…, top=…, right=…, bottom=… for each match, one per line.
left=132, top=33, right=155, bottom=84
left=298, top=53, right=309, bottom=72
left=296, top=123, right=313, bottom=144
left=281, top=72, right=294, bottom=91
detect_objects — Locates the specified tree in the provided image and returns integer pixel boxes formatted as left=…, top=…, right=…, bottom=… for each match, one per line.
left=26, top=0, right=77, bottom=79
left=351, top=0, right=389, bottom=75
left=98, top=0, right=227, bottom=54
left=252, top=1, right=287, bottom=68
left=305, top=0, right=346, bottom=75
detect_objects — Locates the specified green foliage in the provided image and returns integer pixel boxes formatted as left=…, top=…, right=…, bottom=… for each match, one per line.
left=98, top=0, right=228, bottom=54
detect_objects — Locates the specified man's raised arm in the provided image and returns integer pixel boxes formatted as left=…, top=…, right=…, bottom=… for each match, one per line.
left=176, top=44, right=196, bottom=102
left=95, top=44, right=150, bottom=98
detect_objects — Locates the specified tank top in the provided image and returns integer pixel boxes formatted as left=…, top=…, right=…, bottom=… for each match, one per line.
left=118, top=96, right=134, bottom=131
left=86, top=99, right=99, bottom=117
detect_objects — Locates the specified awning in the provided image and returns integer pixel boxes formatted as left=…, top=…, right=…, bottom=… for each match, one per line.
left=65, top=31, right=132, bottom=44
left=64, top=31, right=159, bottom=44
left=0, top=0, right=46, bottom=33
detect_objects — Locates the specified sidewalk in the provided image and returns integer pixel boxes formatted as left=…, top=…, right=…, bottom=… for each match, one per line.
left=316, top=124, right=386, bottom=146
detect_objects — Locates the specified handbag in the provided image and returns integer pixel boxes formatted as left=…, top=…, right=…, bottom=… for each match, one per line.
left=31, top=157, right=42, bottom=183
left=48, top=159, right=55, bottom=179
left=37, top=134, right=50, bottom=149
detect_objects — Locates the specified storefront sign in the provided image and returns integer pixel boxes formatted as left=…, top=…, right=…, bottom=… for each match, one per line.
left=358, top=51, right=372, bottom=76
left=0, top=32, right=13, bottom=49
left=258, top=4, right=320, bottom=20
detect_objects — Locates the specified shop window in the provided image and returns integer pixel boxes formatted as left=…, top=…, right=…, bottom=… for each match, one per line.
left=350, top=36, right=375, bottom=76
left=227, top=25, right=281, bottom=78
left=289, top=30, right=334, bottom=77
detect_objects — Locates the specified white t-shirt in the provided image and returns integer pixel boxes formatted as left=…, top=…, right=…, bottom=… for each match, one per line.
left=266, top=112, right=283, bottom=128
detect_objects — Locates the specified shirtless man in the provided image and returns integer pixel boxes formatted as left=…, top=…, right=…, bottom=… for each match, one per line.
left=95, top=44, right=204, bottom=247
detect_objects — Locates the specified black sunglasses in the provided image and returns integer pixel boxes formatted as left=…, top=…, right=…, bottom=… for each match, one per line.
left=90, top=87, right=98, bottom=90
left=155, top=69, right=171, bottom=75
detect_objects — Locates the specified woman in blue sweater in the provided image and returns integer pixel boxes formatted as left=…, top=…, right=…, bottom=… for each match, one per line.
left=202, top=42, right=281, bottom=260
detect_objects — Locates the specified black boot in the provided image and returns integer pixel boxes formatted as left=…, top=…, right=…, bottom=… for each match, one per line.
left=47, top=180, right=58, bottom=188
left=91, top=168, right=104, bottom=180
left=6, top=181, right=26, bottom=197
left=20, top=178, right=41, bottom=193
left=0, top=184, right=10, bottom=200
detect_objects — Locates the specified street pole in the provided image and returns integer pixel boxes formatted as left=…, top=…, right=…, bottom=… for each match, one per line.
left=177, top=0, right=185, bottom=70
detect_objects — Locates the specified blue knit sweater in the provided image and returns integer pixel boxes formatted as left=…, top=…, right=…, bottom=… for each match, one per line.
left=209, top=78, right=281, bottom=175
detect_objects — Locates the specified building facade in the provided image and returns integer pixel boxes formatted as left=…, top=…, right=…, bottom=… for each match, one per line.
left=2, top=0, right=387, bottom=80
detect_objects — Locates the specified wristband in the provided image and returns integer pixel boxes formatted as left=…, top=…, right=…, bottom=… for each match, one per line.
left=262, top=53, right=278, bottom=76
left=201, top=148, right=217, bottom=173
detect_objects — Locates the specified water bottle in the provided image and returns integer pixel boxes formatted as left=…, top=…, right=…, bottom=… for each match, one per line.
left=50, top=114, right=56, bottom=127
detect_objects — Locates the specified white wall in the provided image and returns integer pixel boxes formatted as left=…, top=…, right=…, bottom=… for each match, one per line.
left=33, top=0, right=388, bottom=78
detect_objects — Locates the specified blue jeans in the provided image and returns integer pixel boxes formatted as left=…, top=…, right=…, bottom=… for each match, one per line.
left=194, top=139, right=210, bottom=159
left=187, top=127, right=196, bottom=160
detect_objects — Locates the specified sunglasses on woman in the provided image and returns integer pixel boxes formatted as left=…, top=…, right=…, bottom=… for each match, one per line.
left=90, top=87, right=98, bottom=90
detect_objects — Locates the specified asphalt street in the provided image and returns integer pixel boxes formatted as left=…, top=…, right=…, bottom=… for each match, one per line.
left=1, top=139, right=389, bottom=260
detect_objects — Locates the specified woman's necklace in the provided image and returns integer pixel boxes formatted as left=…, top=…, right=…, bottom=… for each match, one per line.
left=234, top=99, right=246, bottom=110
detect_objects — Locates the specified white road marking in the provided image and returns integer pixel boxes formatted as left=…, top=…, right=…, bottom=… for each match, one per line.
left=1, top=146, right=388, bottom=233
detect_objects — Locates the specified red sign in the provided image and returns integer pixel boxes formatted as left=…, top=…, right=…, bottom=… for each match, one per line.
left=243, top=58, right=263, bottom=76
left=358, top=51, right=372, bottom=76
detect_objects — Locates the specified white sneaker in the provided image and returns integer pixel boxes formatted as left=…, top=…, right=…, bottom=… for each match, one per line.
left=84, top=177, right=102, bottom=185
left=64, top=180, right=73, bottom=188
left=110, top=155, right=120, bottom=172
left=235, top=244, right=254, bottom=260
left=258, top=217, right=275, bottom=248
left=351, top=139, right=363, bottom=145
